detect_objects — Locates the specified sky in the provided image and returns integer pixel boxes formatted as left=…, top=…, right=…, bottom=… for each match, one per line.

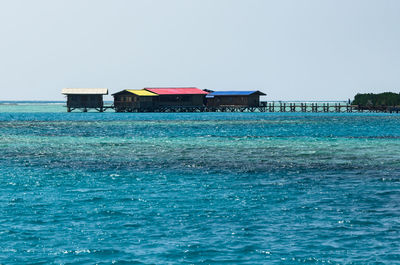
left=0, top=0, right=399, bottom=101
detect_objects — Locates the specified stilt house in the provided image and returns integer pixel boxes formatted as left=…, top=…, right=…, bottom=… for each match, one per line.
left=206, top=91, right=266, bottom=107
left=112, top=89, right=158, bottom=112
left=62, top=88, right=108, bottom=112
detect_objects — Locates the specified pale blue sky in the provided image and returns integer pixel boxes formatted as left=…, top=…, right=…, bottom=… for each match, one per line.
left=0, top=0, right=399, bottom=100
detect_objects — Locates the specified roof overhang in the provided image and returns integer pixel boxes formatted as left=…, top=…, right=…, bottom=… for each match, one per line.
left=112, top=89, right=158, bottom=96
left=62, top=88, right=108, bottom=95
left=206, top=91, right=266, bottom=97
left=144, top=87, right=209, bottom=95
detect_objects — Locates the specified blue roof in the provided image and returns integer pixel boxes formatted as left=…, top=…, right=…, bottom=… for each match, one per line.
left=206, top=91, right=265, bottom=98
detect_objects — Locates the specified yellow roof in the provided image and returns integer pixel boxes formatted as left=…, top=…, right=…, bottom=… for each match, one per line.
left=126, top=89, right=158, bottom=96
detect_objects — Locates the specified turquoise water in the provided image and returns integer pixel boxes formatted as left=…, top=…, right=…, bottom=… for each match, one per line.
left=1, top=104, right=400, bottom=264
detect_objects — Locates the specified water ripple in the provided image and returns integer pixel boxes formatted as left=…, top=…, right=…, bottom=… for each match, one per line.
left=0, top=109, right=400, bottom=263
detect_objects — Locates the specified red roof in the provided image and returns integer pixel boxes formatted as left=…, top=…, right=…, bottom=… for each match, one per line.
left=144, top=87, right=208, bottom=95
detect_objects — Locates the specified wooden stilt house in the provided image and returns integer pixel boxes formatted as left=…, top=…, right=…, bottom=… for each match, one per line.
left=206, top=91, right=266, bottom=107
left=112, top=89, right=158, bottom=112
left=62, top=88, right=108, bottom=112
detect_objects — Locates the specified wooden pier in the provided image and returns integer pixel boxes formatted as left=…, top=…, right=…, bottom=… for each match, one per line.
left=257, top=102, right=358, bottom=113
left=67, top=102, right=400, bottom=113
left=113, top=102, right=363, bottom=113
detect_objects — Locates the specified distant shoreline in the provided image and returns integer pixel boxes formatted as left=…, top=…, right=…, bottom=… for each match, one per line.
left=0, top=101, right=65, bottom=104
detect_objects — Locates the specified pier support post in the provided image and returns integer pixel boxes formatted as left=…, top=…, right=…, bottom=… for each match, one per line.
left=269, top=103, right=274, bottom=112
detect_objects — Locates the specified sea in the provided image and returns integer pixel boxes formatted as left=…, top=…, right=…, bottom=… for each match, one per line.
left=0, top=102, right=399, bottom=264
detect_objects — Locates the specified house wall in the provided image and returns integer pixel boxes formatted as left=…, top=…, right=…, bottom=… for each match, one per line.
left=67, top=94, right=103, bottom=108
left=248, top=94, right=261, bottom=107
left=113, top=92, right=157, bottom=111
left=158, top=94, right=204, bottom=107
left=207, top=95, right=260, bottom=107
